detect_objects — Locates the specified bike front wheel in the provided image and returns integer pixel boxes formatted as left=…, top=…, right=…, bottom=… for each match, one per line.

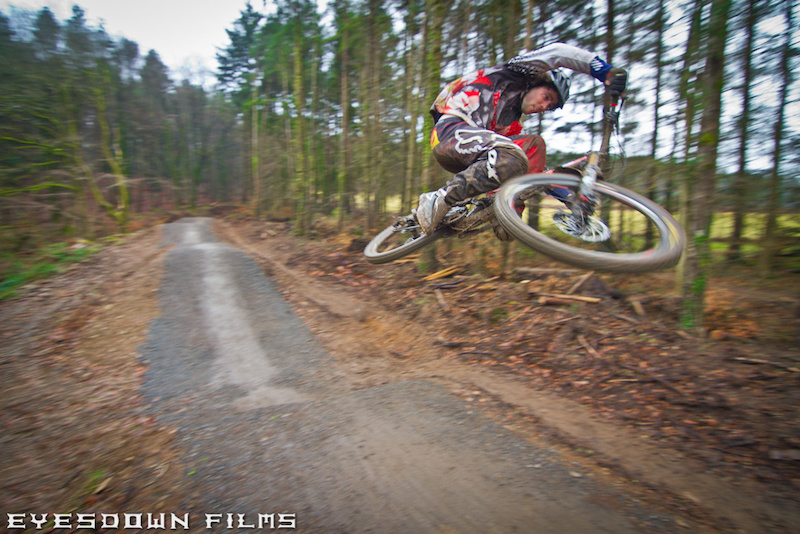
left=364, top=215, right=443, bottom=264
left=494, top=173, right=685, bottom=273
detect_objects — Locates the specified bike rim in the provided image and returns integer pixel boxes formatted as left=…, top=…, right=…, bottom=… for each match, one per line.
left=363, top=218, right=441, bottom=264
left=495, top=174, right=685, bottom=273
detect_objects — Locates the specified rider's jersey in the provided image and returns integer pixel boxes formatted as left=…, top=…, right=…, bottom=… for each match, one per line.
left=430, top=43, right=606, bottom=136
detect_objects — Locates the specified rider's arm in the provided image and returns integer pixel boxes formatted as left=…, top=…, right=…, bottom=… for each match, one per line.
left=507, top=42, right=626, bottom=91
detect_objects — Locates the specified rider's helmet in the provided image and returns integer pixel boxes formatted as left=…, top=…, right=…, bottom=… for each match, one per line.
left=548, top=69, right=571, bottom=109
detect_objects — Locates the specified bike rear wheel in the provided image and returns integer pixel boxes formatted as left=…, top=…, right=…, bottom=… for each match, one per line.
left=364, top=215, right=443, bottom=264
left=494, top=173, right=685, bottom=273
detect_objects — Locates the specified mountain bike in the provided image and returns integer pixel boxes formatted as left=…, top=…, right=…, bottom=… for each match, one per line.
left=363, top=91, right=685, bottom=273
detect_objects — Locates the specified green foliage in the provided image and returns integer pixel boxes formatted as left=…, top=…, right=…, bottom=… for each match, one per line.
left=0, top=242, right=99, bottom=301
left=489, top=307, right=509, bottom=325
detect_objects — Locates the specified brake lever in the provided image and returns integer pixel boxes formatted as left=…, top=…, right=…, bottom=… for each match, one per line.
left=606, top=93, right=624, bottom=131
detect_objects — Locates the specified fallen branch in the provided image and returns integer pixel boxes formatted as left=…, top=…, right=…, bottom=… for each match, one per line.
left=537, top=296, right=575, bottom=306
left=530, top=291, right=602, bottom=304
left=393, top=255, right=420, bottom=264
left=622, top=365, right=688, bottom=396
left=628, top=298, right=647, bottom=319
left=550, top=315, right=581, bottom=325
left=516, top=267, right=583, bottom=277
left=454, top=275, right=499, bottom=295
left=728, top=357, right=800, bottom=373
left=611, top=313, right=639, bottom=325
left=422, top=266, right=461, bottom=280
left=567, top=271, right=595, bottom=295
left=432, top=281, right=462, bottom=290
left=578, top=334, right=601, bottom=359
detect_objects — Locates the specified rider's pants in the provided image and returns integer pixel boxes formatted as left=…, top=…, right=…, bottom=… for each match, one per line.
left=431, top=117, right=546, bottom=204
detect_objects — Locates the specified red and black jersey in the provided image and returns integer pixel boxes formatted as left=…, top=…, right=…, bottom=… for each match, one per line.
left=430, top=42, right=607, bottom=136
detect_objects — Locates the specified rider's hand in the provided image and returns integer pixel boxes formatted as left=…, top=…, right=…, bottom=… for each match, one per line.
left=605, top=68, right=627, bottom=98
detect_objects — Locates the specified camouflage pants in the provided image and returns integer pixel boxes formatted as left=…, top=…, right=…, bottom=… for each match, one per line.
left=431, top=117, right=547, bottom=203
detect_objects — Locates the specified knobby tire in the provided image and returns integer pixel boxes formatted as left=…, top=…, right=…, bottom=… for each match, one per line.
left=494, top=173, right=685, bottom=273
left=363, top=221, right=443, bottom=264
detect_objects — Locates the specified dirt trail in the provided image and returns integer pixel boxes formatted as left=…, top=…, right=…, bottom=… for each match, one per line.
left=141, top=217, right=681, bottom=533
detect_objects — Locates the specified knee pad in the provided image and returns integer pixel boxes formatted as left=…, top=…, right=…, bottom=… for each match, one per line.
left=491, top=145, right=529, bottom=182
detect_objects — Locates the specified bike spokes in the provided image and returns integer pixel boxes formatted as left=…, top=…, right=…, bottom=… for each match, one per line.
left=363, top=215, right=442, bottom=264
left=553, top=210, right=611, bottom=242
left=512, top=180, right=668, bottom=255
left=494, top=174, right=685, bottom=273
left=385, top=217, right=423, bottom=248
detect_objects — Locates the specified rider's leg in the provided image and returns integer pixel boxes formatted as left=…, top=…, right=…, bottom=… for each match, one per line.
left=509, top=134, right=552, bottom=210
left=511, top=132, right=572, bottom=203
left=440, top=145, right=528, bottom=203
left=416, top=122, right=528, bottom=234
left=417, top=146, right=527, bottom=234
left=510, top=134, right=546, bottom=174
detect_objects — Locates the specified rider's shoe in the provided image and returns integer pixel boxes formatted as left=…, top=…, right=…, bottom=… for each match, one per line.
left=547, top=185, right=574, bottom=204
left=493, top=224, right=514, bottom=242
left=414, top=189, right=449, bottom=235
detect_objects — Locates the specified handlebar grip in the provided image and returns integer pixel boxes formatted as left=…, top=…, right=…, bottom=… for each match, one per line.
left=604, top=67, right=627, bottom=106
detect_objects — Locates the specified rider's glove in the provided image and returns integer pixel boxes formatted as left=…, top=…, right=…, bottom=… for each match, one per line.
left=605, top=68, right=628, bottom=98
left=590, top=57, right=628, bottom=98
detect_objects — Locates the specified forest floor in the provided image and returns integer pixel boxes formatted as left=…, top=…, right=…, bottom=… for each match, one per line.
left=1, top=212, right=800, bottom=532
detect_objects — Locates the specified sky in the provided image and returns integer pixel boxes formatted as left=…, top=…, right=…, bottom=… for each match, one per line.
left=0, top=0, right=264, bottom=76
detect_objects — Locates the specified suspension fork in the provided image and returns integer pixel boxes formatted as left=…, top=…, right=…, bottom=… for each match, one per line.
left=577, top=93, right=621, bottom=213
left=579, top=153, right=601, bottom=200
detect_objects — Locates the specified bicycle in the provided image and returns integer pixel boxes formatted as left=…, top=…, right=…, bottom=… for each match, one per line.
left=363, top=90, right=685, bottom=273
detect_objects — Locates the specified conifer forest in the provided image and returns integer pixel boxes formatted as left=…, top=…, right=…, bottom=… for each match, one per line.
left=1, top=0, right=798, bottom=328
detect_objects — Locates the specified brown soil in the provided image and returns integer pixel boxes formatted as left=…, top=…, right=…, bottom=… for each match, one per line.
left=2, top=216, right=799, bottom=533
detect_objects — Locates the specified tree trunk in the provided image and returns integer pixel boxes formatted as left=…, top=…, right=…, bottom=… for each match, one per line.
left=728, top=0, right=758, bottom=261
left=337, top=9, right=353, bottom=230
left=674, top=0, right=706, bottom=293
left=758, top=0, right=793, bottom=276
left=251, top=83, right=260, bottom=217
left=682, top=0, right=732, bottom=331
left=420, top=0, right=448, bottom=272
left=292, top=26, right=308, bottom=235
left=368, top=0, right=385, bottom=227
left=523, top=0, right=534, bottom=52
left=92, top=73, right=130, bottom=232
left=403, top=0, right=421, bottom=214
left=644, top=0, right=666, bottom=250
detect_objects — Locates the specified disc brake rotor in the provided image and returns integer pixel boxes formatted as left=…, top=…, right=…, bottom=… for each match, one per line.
left=553, top=210, right=611, bottom=242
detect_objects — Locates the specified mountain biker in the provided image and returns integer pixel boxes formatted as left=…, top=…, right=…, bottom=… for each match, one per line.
left=415, top=42, right=628, bottom=236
